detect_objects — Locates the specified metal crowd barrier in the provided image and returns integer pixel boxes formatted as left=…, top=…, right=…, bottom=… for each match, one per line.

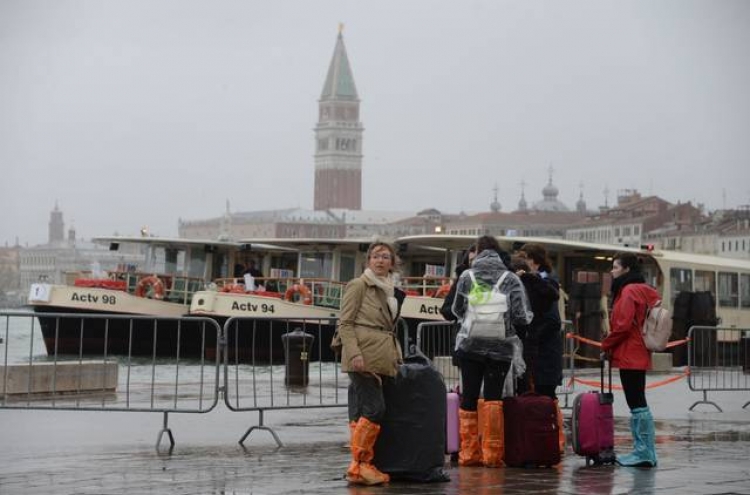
left=13, top=307, right=702, bottom=451
left=221, top=315, right=346, bottom=447
left=687, top=325, right=750, bottom=412
left=558, top=320, right=578, bottom=407
left=0, top=310, right=221, bottom=449
left=414, top=320, right=577, bottom=405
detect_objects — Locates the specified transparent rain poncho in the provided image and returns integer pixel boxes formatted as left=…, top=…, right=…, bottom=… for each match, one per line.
left=451, top=249, right=533, bottom=363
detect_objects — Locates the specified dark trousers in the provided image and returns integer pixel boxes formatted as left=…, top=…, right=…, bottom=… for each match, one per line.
left=348, top=372, right=388, bottom=423
left=619, top=369, right=647, bottom=410
left=535, top=383, right=558, bottom=401
left=459, top=357, right=510, bottom=411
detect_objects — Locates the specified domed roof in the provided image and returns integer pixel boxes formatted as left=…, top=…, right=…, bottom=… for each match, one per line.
left=542, top=181, right=559, bottom=199
left=532, top=176, right=569, bottom=212
left=490, top=184, right=501, bottom=212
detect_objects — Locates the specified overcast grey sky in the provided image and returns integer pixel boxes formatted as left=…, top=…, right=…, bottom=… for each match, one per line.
left=1, top=0, right=749, bottom=246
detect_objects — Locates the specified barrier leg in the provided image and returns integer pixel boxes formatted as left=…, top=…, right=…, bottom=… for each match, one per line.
left=238, top=409, right=283, bottom=448
left=156, top=411, right=175, bottom=452
left=688, top=390, right=722, bottom=412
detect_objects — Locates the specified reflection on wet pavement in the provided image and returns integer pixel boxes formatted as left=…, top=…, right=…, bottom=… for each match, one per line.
left=2, top=435, right=750, bottom=495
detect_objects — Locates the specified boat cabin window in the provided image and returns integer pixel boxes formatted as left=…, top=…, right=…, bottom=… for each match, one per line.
left=300, top=251, right=333, bottom=279
left=340, top=253, right=356, bottom=282
left=670, top=268, right=693, bottom=304
left=269, top=253, right=298, bottom=278
left=212, top=252, right=229, bottom=280
left=147, top=247, right=166, bottom=273
left=695, top=270, right=716, bottom=300
left=164, top=248, right=182, bottom=274
left=718, top=272, right=738, bottom=308
left=188, top=249, right=206, bottom=278
left=741, top=274, right=750, bottom=309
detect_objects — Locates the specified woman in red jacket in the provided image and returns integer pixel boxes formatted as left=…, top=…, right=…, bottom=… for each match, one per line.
left=601, top=252, right=660, bottom=468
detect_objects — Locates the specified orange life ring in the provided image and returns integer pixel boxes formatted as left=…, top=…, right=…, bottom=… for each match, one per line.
left=434, top=284, right=452, bottom=299
left=284, top=284, right=313, bottom=305
left=134, top=276, right=165, bottom=300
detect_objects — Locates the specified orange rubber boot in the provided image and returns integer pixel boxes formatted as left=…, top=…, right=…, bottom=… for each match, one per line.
left=348, top=420, right=357, bottom=444
left=555, top=400, right=565, bottom=455
left=346, top=417, right=390, bottom=486
left=482, top=400, right=504, bottom=467
left=458, top=409, right=483, bottom=466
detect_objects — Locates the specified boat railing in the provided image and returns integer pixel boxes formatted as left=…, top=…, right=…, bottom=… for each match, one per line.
left=211, top=277, right=345, bottom=309
left=164, top=276, right=205, bottom=305
left=63, top=270, right=205, bottom=304
left=400, top=276, right=452, bottom=298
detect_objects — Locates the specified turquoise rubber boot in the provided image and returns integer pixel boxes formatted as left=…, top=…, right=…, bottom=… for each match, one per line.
left=617, top=407, right=657, bottom=467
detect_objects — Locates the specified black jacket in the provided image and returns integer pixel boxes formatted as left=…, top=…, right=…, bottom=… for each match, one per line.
left=518, top=271, right=562, bottom=387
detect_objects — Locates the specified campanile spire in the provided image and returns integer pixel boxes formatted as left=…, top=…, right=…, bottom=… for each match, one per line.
left=313, top=29, right=363, bottom=210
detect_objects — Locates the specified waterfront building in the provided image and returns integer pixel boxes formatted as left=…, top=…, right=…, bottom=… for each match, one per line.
left=443, top=175, right=583, bottom=238
left=716, top=208, right=750, bottom=259
left=18, top=205, right=143, bottom=297
left=0, top=243, right=22, bottom=306
left=178, top=206, right=417, bottom=241
left=647, top=206, right=750, bottom=259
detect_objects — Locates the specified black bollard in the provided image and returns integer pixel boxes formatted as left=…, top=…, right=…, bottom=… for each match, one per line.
left=281, top=328, right=315, bottom=386
left=741, top=335, right=750, bottom=374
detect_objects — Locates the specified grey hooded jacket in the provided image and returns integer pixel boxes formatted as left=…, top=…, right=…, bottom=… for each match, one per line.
left=451, top=249, right=533, bottom=362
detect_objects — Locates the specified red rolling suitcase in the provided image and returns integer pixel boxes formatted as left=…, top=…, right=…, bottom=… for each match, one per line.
left=503, top=392, right=561, bottom=468
left=571, top=356, right=616, bottom=466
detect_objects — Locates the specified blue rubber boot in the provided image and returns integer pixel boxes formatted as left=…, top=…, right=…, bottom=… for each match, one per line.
left=617, top=407, right=657, bottom=467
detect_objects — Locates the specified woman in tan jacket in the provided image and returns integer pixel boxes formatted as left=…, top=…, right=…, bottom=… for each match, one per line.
left=337, top=241, right=405, bottom=486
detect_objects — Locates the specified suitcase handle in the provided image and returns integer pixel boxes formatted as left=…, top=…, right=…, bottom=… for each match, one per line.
left=600, top=352, right=612, bottom=394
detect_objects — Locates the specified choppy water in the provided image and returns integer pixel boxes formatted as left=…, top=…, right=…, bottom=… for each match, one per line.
left=1, top=309, right=347, bottom=412
left=1, top=308, right=47, bottom=363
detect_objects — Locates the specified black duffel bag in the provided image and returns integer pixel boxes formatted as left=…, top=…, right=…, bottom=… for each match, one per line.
left=373, top=348, right=450, bottom=482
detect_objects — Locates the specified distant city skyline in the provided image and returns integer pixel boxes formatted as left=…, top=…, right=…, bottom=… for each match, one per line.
left=2, top=1, right=748, bottom=246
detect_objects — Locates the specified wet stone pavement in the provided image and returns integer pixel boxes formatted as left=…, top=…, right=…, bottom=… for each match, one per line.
left=2, top=408, right=750, bottom=495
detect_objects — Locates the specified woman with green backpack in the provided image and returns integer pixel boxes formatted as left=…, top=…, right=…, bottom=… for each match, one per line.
left=451, top=235, right=533, bottom=467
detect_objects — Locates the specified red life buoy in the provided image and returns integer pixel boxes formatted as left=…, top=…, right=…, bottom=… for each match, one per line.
left=434, top=284, right=452, bottom=299
left=134, top=276, right=165, bottom=300
left=284, top=284, right=313, bottom=305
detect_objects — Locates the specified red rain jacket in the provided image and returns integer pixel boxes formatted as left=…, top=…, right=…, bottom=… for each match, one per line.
left=601, top=283, right=661, bottom=370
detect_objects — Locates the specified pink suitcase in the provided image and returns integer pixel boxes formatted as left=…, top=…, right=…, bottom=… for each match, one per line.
left=446, top=392, right=460, bottom=454
left=571, top=357, right=616, bottom=465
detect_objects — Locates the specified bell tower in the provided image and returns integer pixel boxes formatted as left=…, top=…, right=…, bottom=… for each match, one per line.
left=314, top=26, right=363, bottom=210
left=48, top=201, right=64, bottom=245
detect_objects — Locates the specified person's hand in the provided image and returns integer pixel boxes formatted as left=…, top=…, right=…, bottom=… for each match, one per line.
left=350, top=355, right=364, bottom=371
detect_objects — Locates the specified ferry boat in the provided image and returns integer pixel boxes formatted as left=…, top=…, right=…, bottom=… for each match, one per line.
left=189, top=238, right=454, bottom=362
left=28, top=236, right=247, bottom=358
left=395, top=234, right=750, bottom=364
